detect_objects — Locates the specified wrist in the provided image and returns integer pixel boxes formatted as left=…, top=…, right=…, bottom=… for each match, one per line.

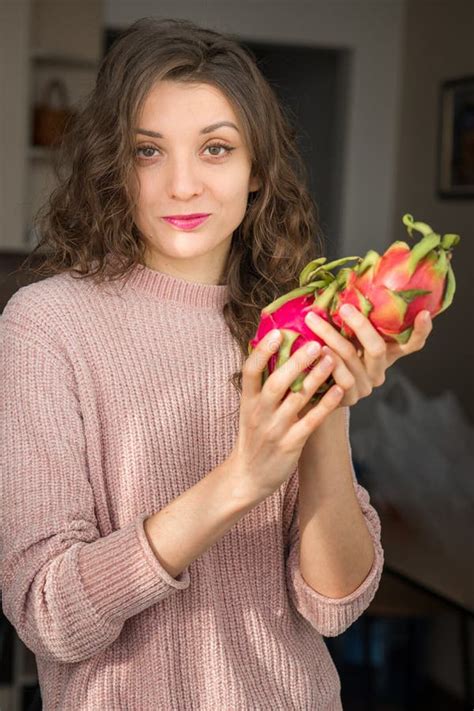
left=306, top=406, right=345, bottom=445
left=223, top=452, right=268, bottom=510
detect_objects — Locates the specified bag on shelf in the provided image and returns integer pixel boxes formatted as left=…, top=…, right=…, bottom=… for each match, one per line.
left=32, top=78, right=76, bottom=147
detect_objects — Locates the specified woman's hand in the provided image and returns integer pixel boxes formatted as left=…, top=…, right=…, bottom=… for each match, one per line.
left=298, top=305, right=433, bottom=415
left=228, top=329, right=344, bottom=501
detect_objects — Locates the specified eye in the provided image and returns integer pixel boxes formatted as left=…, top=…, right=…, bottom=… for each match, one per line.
left=203, top=142, right=235, bottom=158
left=135, top=145, right=160, bottom=160
left=135, top=142, right=235, bottom=161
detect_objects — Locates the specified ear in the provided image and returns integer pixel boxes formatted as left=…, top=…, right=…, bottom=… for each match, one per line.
left=248, top=174, right=261, bottom=193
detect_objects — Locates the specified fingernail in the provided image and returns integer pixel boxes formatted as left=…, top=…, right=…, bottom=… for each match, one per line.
left=269, top=330, right=281, bottom=348
left=307, top=341, right=320, bottom=356
left=305, top=312, right=320, bottom=325
left=340, top=304, right=354, bottom=317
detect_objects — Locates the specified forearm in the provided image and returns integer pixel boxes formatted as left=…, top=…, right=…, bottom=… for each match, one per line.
left=297, top=408, right=375, bottom=598
left=144, top=459, right=260, bottom=579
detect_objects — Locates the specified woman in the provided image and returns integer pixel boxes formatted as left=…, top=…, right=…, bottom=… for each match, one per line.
left=0, top=17, right=432, bottom=710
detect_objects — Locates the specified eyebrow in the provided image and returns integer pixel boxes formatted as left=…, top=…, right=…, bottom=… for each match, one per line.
left=135, top=121, right=240, bottom=139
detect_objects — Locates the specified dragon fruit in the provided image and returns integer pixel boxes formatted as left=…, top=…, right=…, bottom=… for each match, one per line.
left=248, top=213, right=460, bottom=403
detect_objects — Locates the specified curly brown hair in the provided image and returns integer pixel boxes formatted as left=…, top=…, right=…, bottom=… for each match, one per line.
left=18, top=16, right=326, bottom=401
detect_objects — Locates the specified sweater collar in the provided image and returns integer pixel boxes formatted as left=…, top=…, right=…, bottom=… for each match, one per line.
left=122, top=262, right=229, bottom=309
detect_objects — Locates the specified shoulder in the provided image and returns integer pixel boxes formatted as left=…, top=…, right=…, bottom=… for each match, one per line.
left=2, top=272, right=82, bottom=324
left=0, top=271, right=104, bottom=352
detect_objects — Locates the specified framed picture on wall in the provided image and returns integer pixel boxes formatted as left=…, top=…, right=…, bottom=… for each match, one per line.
left=437, top=76, right=474, bottom=198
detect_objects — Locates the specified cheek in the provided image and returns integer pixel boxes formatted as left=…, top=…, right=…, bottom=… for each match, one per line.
left=217, top=169, right=252, bottom=203
left=136, top=173, right=159, bottom=204
left=131, top=177, right=156, bottom=228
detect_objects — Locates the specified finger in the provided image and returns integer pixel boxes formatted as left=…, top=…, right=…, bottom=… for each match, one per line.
left=305, top=311, right=362, bottom=367
left=339, top=303, right=387, bottom=384
left=338, top=304, right=387, bottom=360
left=412, top=310, right=433, bottom=346
left=399, top=311, right=432, bottom=356
left=388, top=310, right=433, bottom=362
left=307, top=310, right=371, bottom=385
left=289, top=383, right=344, bottom=445
left=310, top=306, right=387, bottom=387
left=310, top=346, right=372, bottom=404
left=262, top=339, right=322, bottom=408
left=418, top=310, right=432, bottom=330
left=319, top=347, right=356, bottom=391
left=276, top=349, right=336, bottom=421
left=242, top=330, right=282, bottom=399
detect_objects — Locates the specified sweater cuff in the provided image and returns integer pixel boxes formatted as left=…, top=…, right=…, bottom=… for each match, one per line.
left=295, top=533, right=383, bottom=607
left=286, top=527, right=384, bottom=638
left=78, top=512, right=190, bottom=625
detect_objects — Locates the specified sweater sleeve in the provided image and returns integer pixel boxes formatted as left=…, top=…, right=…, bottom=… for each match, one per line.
left=284, top=406, right=384, bottom=637
left=0, top=292, right=191, bottom=664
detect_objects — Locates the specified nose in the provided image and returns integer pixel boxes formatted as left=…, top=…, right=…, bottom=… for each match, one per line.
left=165, top=152, right=204, bottom=201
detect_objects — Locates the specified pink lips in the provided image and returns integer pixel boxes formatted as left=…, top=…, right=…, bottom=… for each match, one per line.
left=162, top=214, right=210, bottom=230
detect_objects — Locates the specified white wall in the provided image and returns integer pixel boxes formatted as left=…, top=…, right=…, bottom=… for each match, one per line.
left=393, top=0, right=474, bottom=699
left=105, top=0, right=407, bottom=260
left=30, top=0, right=102, bottom=58
left=392, top=0, right=474, bottom=425
left=0, top=0, right=31, bottom=251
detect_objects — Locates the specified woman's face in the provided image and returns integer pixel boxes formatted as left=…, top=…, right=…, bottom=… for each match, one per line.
left=132, top=80, right=260, bottom=284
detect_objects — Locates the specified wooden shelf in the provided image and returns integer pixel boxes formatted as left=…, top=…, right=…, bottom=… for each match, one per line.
left=30, top=49, right=98, bottom=70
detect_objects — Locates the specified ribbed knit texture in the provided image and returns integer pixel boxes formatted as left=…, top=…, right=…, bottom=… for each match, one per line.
left=0, top=262, right=384, bottom=710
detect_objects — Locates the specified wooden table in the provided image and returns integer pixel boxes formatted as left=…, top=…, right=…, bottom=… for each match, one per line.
left=373, top=501, right=473, bottom=706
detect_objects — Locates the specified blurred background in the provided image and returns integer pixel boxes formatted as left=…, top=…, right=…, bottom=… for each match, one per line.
left=0, top=0, right=473, bottom=709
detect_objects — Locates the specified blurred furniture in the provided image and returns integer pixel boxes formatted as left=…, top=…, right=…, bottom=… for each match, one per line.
left=0, top=599, right=39, bottom=711
left=343, top=456, right=473, bottom=707
left=379, top=504, right=473, bottom=708
left=362, top=567, right=445, bottom=710
left=0, top=0, right=101, bottom=256
left=323, top=459, right=473, bottom=708
left=326, top=566, right=468, bottom=710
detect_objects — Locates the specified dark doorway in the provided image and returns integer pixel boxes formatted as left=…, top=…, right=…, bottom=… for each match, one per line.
left=242, top=41, right=350, bottom=261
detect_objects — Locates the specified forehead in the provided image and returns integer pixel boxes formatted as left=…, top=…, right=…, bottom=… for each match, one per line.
left=137, top=80, right=239, bottom=127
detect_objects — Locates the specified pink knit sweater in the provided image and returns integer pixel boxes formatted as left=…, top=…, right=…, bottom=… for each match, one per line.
left=0, top=263, right=384, bottom=710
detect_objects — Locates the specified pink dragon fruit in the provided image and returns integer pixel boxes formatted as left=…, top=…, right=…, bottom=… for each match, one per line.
left=248, top=213, right=460, bottom=404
